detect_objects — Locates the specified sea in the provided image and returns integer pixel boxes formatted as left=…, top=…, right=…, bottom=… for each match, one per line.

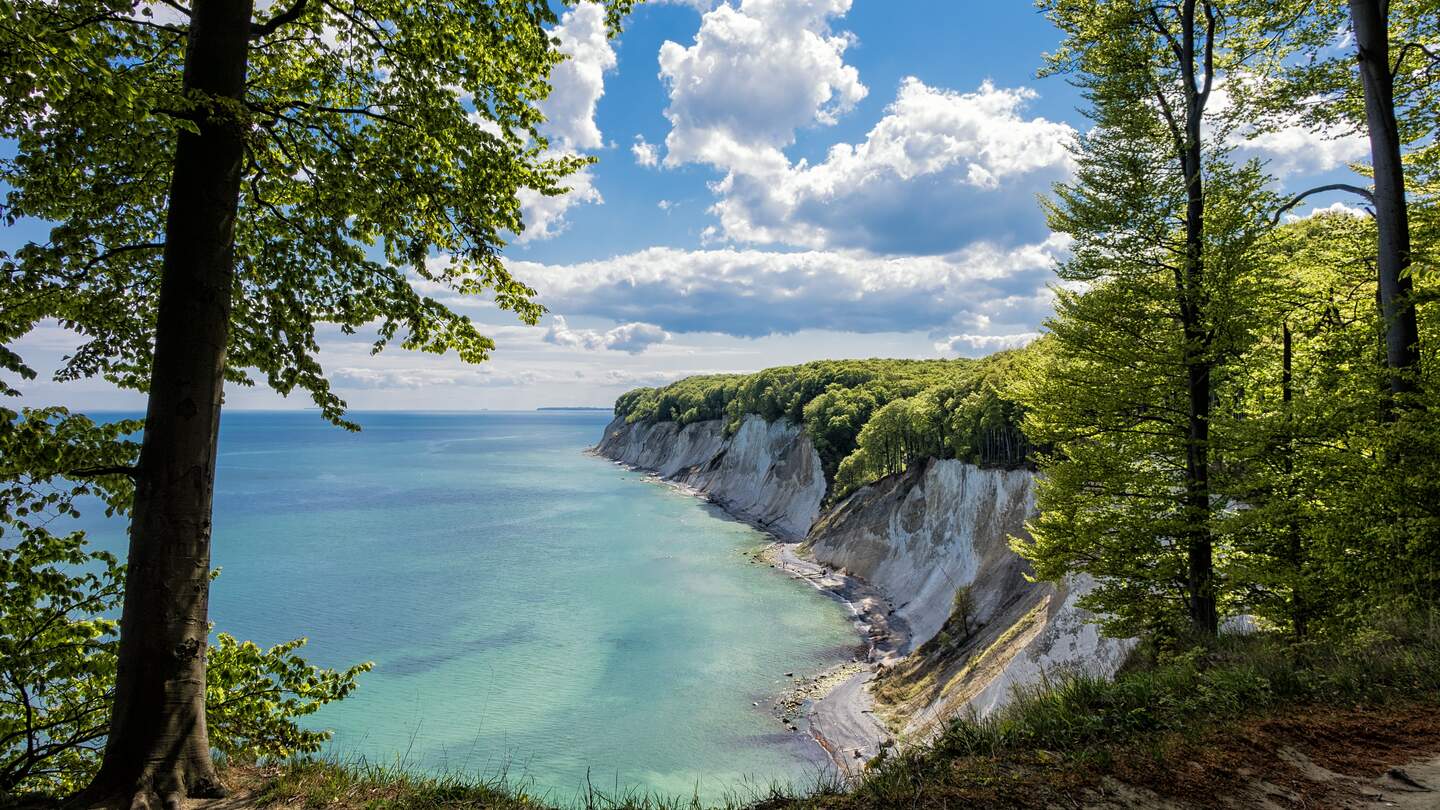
left=72, top=410, right=860, bottom=802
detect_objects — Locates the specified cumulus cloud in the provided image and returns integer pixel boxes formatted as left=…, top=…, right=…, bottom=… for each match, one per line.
left=658, top=0, right=866, bottom=175
left=511, top=236, right=1069, bottom=338
left=516, top=167, right=602, bottom=243
left=543, top=316, right=672, bottom=354
left=651, top=0, right=1070, bottom=253
left=540, top=2, right=617, bottom=151
left=1289, top=199, right=1370, bottom=220
left=632, top=136, right=660, bottom=167
left=517, top=2, right=617, bottom=241
left=1209, top=82, right=1369, bottom=178
left=934, top=332, right=1040, bottom=358
left=711, top=78, right=1077, bottom=252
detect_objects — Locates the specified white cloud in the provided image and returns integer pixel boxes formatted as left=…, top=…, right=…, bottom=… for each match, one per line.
left=632, top=136, right=660, bottom=167
left=657, top=199, right=675, bottom=211
left=651, top=0, right=719, bottom=11
left=541, top=2, right=617, bottom=151
left=710, top=78, right=1076, bottom=252
left=516, top=166, right=602, bottom=243
left=517, top=2, right=617, bottom=241
left=934, top=332, right=1040, bottom=358
left=511, top=235, right=1069, bottom=338
left=1210, top=81, right=1370, bottom=178
left=543, top=316, right=672, bottom=354
left=330, top=366, right=542, bottom=389
left=658, top=0, right=866, bottom=175
left=1282, top=199, right=1371, bottom=222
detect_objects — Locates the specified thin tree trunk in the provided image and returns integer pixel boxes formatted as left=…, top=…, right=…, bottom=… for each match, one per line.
left=1179, top=0, right=1218, bottom=637
left=1349, top=0, right=1422, bottom=402
left=1281, top=322, right=1307, bottom=638
left=80, top=0, right=254, bottom=804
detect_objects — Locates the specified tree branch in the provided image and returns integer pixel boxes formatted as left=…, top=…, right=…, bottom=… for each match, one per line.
left=1198, top=0, right=1217, bottom=107
left=1272, top=183, right=1377, bottom=225
left=67, top=465, right=140, bottom=479
left=1392, top=41, right=1440, bottom=80
left=250, top=0, right=309, bottom=39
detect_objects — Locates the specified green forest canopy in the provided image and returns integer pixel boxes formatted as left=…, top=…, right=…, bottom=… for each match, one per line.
left=611, top=353, right=1030, bottom=498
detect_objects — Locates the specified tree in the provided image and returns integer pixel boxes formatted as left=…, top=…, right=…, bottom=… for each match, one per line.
left=1021, top=0, right=1272, bottom=638
left=1, top=0, right=633, bottom=803
left=1242, top=0, right=1437, bottom=404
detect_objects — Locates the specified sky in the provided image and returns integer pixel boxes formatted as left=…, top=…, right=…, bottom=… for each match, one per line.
left=6, top=0, right=1373, bottom=412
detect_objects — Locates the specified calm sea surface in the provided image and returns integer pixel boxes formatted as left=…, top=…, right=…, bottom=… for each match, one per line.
left=76, top=411, right=858, bottom=802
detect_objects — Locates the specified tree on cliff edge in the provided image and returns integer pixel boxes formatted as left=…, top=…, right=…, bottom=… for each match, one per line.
left=0, top=0, right=632, bottom=803
left=1017, top=0, right=1272, bottom=639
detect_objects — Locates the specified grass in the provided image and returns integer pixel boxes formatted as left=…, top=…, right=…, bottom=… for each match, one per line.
left=195, top=612, right=1440, bottom=809
left=782, top=610, right=1440, bottom=808
left=242, top=757, right=849, bottom=810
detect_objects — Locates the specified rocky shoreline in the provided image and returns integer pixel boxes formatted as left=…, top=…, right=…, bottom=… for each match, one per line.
left=590, top=448, right=905, bottom=774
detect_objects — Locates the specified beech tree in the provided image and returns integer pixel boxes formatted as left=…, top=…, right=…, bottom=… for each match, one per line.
left=1241, top=0, right=1437, bottom=403
left=1020, top=0, right=1272, bottom=638
left=1, top=0, right=632, bottom=803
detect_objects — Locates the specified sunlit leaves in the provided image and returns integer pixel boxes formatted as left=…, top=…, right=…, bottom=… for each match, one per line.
left=2, top=0, right=633, bottom=426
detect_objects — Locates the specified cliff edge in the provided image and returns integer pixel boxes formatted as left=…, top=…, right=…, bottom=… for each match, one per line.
left=594, top=413, right=1130, bottom=754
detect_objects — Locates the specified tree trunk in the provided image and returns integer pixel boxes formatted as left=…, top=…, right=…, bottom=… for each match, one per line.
left=1178, top=0, right=1218, bottom=637
left=1281, top=322, right=1307, bottom=638
left=1349, top=0, right=1422, bottom=402
left=79, top=0, right=253, bottom=805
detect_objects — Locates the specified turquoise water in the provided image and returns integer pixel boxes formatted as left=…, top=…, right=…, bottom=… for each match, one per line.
left=77, top=411, right=859, bottom=801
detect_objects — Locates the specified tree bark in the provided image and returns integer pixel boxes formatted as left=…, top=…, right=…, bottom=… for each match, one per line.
left=1349, top=0, right=1422, bottom=402
left=1281, top=322, right=1307, bottom=638
left=1178, top=0, right=1219, bottom=637
left=78, top=0, right=254, bottom=805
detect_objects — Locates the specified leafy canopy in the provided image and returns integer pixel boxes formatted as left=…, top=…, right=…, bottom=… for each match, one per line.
left=1, top=0, right=633, bottom=425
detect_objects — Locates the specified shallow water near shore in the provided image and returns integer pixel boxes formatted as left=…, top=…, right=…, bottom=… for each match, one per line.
left=75, top=410, right=859, bottom=802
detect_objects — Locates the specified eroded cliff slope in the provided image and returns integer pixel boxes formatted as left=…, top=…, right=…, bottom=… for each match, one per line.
left=596, top=414, right=826, bottom=541
left=594, top=413, right=1130, bottom=742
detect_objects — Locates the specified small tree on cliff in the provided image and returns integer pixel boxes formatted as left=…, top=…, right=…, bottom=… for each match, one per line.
left=1, top=0, right=632, bottom=803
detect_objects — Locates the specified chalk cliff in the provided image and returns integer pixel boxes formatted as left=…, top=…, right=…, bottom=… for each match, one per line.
left=594, top=413, right=1131, bottom=745
left=596, top=414, right=826, bottom=541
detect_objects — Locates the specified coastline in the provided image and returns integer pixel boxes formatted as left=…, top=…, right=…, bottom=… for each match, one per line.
left=588, top=446, right=907, bottom=775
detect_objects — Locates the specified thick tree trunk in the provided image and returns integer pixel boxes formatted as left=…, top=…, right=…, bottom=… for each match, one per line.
left=78, top=1, right=253, bottom=806
left=1349, top=0, right=1422, bottom=402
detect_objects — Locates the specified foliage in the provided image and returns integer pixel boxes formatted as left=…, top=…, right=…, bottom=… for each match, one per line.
left=614, top=356, right=1031, bottom=492
left=0, top=532, right=371, bottom=793
left=205, top=634, right=371, bottom=767
left=0, top=408, right=369, bottom=793
left=1, top=0, right=633, bottom=426
left=1014, top=0, right=1277, bottom=638
left=0, top=533, right=120, bottom=793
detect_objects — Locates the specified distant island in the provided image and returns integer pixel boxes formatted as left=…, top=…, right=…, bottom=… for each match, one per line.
left=536, top=406, right=612, bottom=412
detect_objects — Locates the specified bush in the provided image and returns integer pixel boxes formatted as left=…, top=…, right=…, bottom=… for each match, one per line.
left=0, top=532, right=370, bottom=794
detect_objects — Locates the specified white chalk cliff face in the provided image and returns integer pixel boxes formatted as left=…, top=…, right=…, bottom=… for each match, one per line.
left=595, top=414, right=1131, bottom=739
left=596, top=414, right=826, bottom=541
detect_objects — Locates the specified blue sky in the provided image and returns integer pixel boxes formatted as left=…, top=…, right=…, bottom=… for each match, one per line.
left=8, top=0, right=1372, bottom=412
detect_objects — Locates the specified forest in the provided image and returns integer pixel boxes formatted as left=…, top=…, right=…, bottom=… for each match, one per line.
left=2, top=0, right=1439, bottom=805
left=612, top=0, right=1440, bottom=675
left=611, top=354, right=1029, bottom=498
